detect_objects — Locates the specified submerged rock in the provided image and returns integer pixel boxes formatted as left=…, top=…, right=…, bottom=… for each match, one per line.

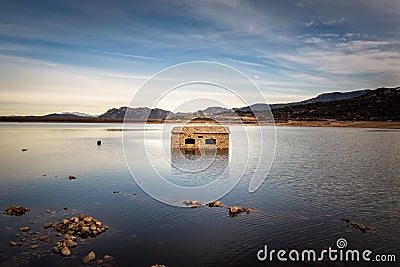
left=43, top=222, right=53, bottom=229
left=19, top=226, right=30, bottom=232
left=228, top=206, right=255, bottom=217
left=4, top=206, right=30, bottom=216
left=341, top=218, right=370, bottom=233
left=82, top=251, right=96, bottom=263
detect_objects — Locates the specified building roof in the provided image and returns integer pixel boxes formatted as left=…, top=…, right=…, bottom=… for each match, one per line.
left=171, top=125, right=230, bottom=134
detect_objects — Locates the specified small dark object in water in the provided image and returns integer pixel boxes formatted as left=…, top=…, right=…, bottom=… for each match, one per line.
left=97, top=140, right=102, bottom=145
left=22, top=148, right=28, bottom=152
left=68, top=175, right=76, bottom=180
left=112, top=191, right=119, bottom=194
left=63, top=207, right=67, bottom=210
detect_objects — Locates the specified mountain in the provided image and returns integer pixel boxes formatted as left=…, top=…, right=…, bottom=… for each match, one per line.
left=271, top=87, right=400, bottom=121
left=98, top=106, right=171, bottom=119
left=236, top=88, right=372, bottom=112
left=202, top=106, right=232, bottom=115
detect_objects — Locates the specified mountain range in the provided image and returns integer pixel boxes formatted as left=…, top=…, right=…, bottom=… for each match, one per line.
left=1, top=86, right=399, bottom=122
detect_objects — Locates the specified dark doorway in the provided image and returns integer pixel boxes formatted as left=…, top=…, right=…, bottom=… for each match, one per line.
left=185, top=138, right=195, bottom=144
left=205, top=138, right=216, bottom=145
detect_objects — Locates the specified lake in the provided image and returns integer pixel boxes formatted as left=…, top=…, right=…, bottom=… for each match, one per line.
left=0, top=123, right=399, bottom=266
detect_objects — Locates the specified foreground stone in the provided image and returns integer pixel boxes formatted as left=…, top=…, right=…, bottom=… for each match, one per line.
left=151, top=264, right=166, bottom=267
left=228, top=206, right=255, bottom=216
left=4, top=206, right=30, bottom=216
left=82, top=251, right=96, bottom=263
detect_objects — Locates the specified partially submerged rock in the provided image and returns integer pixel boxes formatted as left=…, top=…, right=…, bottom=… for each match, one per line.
left=19, top=226, right=30, bottom=232
left=207, top=200, right=223, bottom=208
left=151, top=264, right=166, bottom=267
left=4, top=205, right=30, bottom=216
left=183, top=200, right=203, bottom=207
left=341, top=218, right=370, bottom=233
left=228, top=206, right=255, bottom=217
left=68, top=175, right=76, bottom=180
left=82, top=251, right=96, bottom=263
left=9, top=241, right=22, bottom=247
left=43, top=222, right=53, bottom=229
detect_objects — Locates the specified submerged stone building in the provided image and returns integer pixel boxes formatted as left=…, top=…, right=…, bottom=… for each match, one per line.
left=171, top=119, right=229, bottom=150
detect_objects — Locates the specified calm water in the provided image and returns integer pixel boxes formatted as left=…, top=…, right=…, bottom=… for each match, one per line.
left=0, top=123, right=399, bottom=266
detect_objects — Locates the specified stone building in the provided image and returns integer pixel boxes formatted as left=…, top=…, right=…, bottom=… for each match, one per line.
left=171, top=119, right=229, bottom=150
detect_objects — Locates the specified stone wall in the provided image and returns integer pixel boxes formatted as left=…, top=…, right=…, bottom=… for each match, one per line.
left=171, top=126, right=230, bottom=149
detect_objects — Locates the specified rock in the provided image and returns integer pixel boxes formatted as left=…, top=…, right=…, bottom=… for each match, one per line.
left=97, top=140, right=102, bottom=145
left=60, top=246, right=71, bottom=256
left=63, top=207, right=68, bottom=210
left=46, top=209, right=52, bottom=213
left=183, top=200, right=203, bottom=207
left=151, top=264, right=166, bottom=267
left=228, top=206, right=255, bottom=217
left=21, top=237, right=27, bottom=242
left=359, top=223, right=369, bottom=233
left=43, top=222, right=53, bottom=229
left=207, top=200, right=223, bottom=207
left=19, top=226, right=30, bottom=232
left=4, top=205, right=30, bottom=216
left=79, top=214, right=85, bottom=220
left=97, top=259, right=104, bottom=265
left=22, top=148, right=28, bottom=151
left=15, top=233, right=20, bottom=237
left=82, top=251, right=96, bottom=263
left=66, top=239, right=77, bottom=248
left=53, top=246, right=59, bottom=253
left=39, top=236, right=49, bottom=243
left=68, top=175, right=76, bottom=180
left=103, top=255, right=113, bottom=260
left=30, top=244, right=39, bottom=249
left=9, top=241, right=22, bottom=247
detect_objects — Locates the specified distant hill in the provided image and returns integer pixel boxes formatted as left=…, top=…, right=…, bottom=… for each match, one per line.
left=271, top=87, right=400, bottom=121
left=0, top=86, right=398, bottom=122
left=98, top=106, right=171, bottom=119
left=236, top=88, right=371, bottom=112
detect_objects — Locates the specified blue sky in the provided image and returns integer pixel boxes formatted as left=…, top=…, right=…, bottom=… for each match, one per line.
left=0, top=0, right=399, bottom=115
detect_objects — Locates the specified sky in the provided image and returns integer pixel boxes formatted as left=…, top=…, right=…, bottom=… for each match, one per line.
left=0, top=0, right=399, bottom=115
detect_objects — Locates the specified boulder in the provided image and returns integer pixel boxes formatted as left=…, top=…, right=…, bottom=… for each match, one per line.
left=60, top=246, right=71, bottom=256
left=83, top=251, right=96, bottom=263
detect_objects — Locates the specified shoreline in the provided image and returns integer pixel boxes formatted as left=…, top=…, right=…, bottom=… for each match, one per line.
left=1, top=119, right=399, bottom=129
